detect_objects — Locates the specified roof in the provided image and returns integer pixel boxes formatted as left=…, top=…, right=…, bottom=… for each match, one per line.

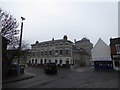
left=75, top=37, right=91, bottom=43
left=91, top=38, right=108, bottom=52
left=81, top=37, right=89, bottom=41
left=31, top=39, right=73, bottom=46
left=110, top=37, right=120, bottom=45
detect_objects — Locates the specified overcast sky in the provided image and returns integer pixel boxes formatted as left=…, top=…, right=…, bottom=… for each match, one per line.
left=0, top=0, right=118, bottom=46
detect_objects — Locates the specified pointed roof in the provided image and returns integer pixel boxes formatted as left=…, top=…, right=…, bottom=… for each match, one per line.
left=91, top=38, right=112, bottom=61
left=91, top=38, right=108, bottom=52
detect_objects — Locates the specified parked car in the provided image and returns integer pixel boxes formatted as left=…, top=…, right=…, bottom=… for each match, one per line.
left=8, top=63, right=25, bottom=76
left=44, top=62, right=57, bottom=74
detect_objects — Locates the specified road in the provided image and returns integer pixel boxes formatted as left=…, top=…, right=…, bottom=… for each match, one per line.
left=3, top=67, right=119, bottom=88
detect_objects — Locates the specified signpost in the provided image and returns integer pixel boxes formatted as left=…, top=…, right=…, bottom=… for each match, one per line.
left=17, top=17, right=25, bottom=76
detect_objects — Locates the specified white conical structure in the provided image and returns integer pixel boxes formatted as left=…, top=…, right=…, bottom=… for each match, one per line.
left=91, top=38, right=112, bottom=61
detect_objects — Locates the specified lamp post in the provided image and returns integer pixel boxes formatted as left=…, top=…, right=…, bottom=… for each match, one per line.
left=17, top=17, right=25, bottom=76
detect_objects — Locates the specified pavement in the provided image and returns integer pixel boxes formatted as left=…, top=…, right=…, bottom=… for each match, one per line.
left=2, top=66, right=119, bottom=87
left=2, top=72, right=36, bottom=84
left=2, top=66, right=91, bottom=85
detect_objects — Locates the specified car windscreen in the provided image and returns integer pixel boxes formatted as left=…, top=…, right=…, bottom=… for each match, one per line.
left=47, top=63, right=56, bottom=66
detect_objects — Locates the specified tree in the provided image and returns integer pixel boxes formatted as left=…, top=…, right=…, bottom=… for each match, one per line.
left=0, top=8, right=19, bottom=48
left=7, top=40, right=30, bottom=63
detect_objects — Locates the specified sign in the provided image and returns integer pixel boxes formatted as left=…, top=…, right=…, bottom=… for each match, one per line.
left=95, top=57, right=112, bottom=61
left=113, top=55, right=120, bottom=58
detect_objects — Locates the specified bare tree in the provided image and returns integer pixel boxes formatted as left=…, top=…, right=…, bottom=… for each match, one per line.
left=6, top=40, right=30, bottom=65
left=0, top=8, right=19, bottom=47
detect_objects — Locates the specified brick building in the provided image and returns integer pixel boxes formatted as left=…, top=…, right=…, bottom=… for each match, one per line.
left=110, top=37, right=120, bottom=70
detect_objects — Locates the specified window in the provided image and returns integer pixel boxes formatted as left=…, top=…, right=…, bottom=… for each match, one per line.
left=41, top=59, right=43, bottom=64
left=35, top=52, right=38, bottom=56
left=44, top=59, right=47, bottom=64
left=115, top=61, right=120, bottom=67
left=45, top=44, right=48, bottom=47
left=35, top=59, right=37, bottom=64
left=60, top=50, right=62, bottom=55
left=65, top=50, right=69, bottom=55
left=32, top=59, right=34, bottom=64
left=55, top=60, right=57, bottom=64
left=49, top=60, right=51, bottom=62
left=70, top=49, right=72, bottom=56
left=65, top=43, right=68, bottom=45
left=60, top=60, right=62, bottom=64
left=33, top=52, right=35, bottom=56
left=66, top=60, right=69, bottom=65
left=41, top=45, right=43, bottom=47
left=66, top=58, right=69, bottom=65
left=45, top=51, right=47, bottom=56
left=38, top=51, right=40, bottom=57
left=55, top=50, right=58, bottom=53
left=49, top=50, right=52, bottom=55
left=60, top=44, right=62, bottom=46
left=116, top=44, right=120, bottom=54
left=55, top=44, right=58, bottom=46
left=65, top=42, right=69, bottom=46
left=55, top=49, right=58, bottom=56
left=41, top=51, right=44, bottom=56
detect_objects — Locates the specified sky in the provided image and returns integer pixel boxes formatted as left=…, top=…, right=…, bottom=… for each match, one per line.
left=0, top=0, right=118, bottom=46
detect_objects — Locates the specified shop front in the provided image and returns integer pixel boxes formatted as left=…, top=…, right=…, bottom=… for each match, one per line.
left=94, top=61, right=113, bottom=70
left=112, top=54, right=120, bottom=70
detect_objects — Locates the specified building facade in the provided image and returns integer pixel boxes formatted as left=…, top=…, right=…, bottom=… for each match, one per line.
left=27, top=36, right=93, bottom=67
left=110, top=37, right=120, bottom=70
left=91, top=38, right=113, bottom=70
left=73, top=38, right=93, bottom=66
left=75, top=38, right=93, bottom=56
left=27, top=35, right=73, bottom=66
left=72, top=47, right=91, bottom=67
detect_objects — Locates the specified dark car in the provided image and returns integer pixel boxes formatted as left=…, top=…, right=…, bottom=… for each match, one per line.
left=44, top=62, right=57, bottom=74
left=8, top=64, right=25, bottom=76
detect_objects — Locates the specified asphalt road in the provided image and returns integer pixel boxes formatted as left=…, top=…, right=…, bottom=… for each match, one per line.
left=3, top=67, right=119, bottom=88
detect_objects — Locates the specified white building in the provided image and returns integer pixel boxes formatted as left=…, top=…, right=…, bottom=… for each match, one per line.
left=26, top=36, right=93, bottom=67
left=27, top=35, right=73, bottom=67
left=91, top=38, right=113, bottom=70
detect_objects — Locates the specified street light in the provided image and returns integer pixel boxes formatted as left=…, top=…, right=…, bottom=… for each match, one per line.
left=17, top=16, right=25, bottom=76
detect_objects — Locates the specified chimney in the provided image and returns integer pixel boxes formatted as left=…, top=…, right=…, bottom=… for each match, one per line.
left=52, top=37, right=54, bottom=41
left=63, top=35, right=67, bottom=41
left=74, top=39, right=76, bottom=43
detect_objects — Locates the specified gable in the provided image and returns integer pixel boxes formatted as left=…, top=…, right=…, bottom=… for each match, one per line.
left=91, top=38, right=112, bottom=61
